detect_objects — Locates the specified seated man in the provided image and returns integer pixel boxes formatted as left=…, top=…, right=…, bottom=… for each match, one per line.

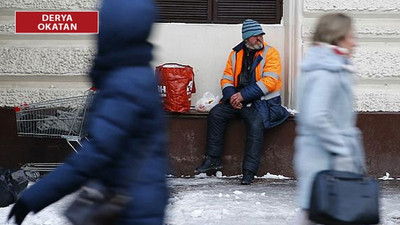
left=195, top=19, right=289, bottom=185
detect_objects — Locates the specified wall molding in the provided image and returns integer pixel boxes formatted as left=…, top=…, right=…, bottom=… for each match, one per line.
left=0, top=87, right=91, bottom=107
left=302, top=19, right=400, bottom=39
left=0, top=22, right=14, bottom=33
left=355, top=87, right=400, bottom=112
left=0, top=47, right=95, bottom=75
left=301, top=0, right=400, bottom=111
left=304, top=0, right=400, bottom=13
left=0, top=0, right=99, bottom=10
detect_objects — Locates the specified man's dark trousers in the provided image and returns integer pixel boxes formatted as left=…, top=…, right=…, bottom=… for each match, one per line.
left=206, top=101, right=264, bottom=174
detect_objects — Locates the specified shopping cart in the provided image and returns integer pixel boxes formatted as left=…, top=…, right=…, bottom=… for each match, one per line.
left=14, top=87, right=97, bottom=175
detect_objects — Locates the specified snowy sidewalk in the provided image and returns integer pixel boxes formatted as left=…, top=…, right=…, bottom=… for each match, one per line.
left=166, top=177, right=400, bottom=225
left=0, top=177, right=399, bottom=225
left=166, top=177, right=297, bottom=225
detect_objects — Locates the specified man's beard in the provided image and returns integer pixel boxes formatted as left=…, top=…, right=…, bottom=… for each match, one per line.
left=245, top=41, right=264, bottom=50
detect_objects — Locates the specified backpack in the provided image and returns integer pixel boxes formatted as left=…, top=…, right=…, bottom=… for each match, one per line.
left=0, top=168, right=29, bottom=207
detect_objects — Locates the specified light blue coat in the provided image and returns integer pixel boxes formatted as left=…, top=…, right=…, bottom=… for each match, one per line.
left=294, top=45, right=366, bottom=209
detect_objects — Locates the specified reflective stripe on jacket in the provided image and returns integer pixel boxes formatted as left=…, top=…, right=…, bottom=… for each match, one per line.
left=220, top=41, right=288, bottom=129
left=220, top=42, right=282, bottom=102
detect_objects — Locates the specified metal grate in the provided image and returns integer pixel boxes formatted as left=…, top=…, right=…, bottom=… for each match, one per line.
left=154, top=0, right=282, bottom=24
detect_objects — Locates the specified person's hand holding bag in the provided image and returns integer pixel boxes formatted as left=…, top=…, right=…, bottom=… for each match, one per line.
left=333, top=153, right=355, bottom=172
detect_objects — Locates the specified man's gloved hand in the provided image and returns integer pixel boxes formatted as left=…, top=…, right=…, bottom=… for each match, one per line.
left=8, top=199, right=30, bottom=225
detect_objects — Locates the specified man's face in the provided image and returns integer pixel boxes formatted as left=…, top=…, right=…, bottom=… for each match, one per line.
left=245, top=34, right=264, bottom=50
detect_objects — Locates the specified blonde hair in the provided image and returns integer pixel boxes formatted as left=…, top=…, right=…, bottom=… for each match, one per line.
left=313, top=13, right=353, bottom=45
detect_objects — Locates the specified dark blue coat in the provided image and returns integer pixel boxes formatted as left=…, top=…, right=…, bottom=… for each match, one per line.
left=19, top=0, right=168, bottom=224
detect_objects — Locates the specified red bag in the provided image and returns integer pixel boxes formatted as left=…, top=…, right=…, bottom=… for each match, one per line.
left=156, top=63, right=196, bottom=112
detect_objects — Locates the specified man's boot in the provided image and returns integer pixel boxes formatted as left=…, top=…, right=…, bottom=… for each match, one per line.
left=194, top=155, right=222, bottom=174
left=241, top=170, right=255, bottom=185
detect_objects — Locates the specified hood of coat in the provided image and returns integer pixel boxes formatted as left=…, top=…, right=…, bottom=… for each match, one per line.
left=90, top=0, right=156, bottom=86
left=301, top=45, right=352, bottom=73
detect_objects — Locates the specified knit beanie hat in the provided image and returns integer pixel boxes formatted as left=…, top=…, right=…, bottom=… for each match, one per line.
left=242, top=19, right=265, bottom=40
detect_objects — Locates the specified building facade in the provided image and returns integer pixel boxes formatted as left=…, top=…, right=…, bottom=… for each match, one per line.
left=1, top=0, right=399, bottom=111
left=1, top=0, right=399, bottom=176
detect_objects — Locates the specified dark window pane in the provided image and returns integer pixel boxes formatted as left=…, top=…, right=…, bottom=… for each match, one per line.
left=154, top=0, right=211, bottom=23
left=213, top=0, right=282, bottom=24
left=154, top=0, right=282, bottom=24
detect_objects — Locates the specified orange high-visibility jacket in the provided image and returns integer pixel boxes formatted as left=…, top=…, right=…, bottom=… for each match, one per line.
left=220, top=42, right=282, bottom=102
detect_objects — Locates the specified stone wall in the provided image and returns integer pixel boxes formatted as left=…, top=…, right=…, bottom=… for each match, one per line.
left=303, top=0, right=400, bottom=111
left=0, top=0, right=97, bottom=107
left=0, top=0, right=286, bottom=108
left=1, top=0, right=400, bottom=111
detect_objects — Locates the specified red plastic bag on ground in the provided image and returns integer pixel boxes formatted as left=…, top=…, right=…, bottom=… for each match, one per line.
left=156, top=63, right=196, bottom=112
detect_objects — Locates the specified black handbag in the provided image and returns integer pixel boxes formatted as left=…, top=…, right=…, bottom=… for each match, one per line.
left=64, top=181, right=130, bottom=225
left=309, top=170, right=380, bottom=225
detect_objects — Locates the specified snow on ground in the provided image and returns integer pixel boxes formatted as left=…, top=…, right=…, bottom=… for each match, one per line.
left=0, top=193, right=75, bottom=225
left=165, top=177, right=297, bottom=225
left=1, top=176, right=400, bottom=225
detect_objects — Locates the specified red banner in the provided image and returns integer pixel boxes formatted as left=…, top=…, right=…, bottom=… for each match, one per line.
left=15, top=11, right=98, bottom=34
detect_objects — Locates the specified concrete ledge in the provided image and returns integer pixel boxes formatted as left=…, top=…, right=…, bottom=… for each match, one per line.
left=166, top=112, right=400, bottom=178
left=165, top=111, right=296, bottom=177
left=0, top=107, right=399, bottom=178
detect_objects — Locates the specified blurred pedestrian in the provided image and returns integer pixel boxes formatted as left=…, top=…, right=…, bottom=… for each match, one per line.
left=8, top=0, right=168, bottom=224
left=293, top=13, right=366, bottom=224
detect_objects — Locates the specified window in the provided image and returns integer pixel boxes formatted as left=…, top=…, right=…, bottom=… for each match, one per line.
left=154, top=0, right=283, bottom=24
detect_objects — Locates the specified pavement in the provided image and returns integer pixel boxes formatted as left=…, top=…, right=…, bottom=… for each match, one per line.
left=165, top=177, right=400, bottom=225
left=0, top=176, right=398, bottom=225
